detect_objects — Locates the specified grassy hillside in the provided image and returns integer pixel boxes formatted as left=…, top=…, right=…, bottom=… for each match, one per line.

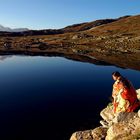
left=0, top=15, right=140, bottom=70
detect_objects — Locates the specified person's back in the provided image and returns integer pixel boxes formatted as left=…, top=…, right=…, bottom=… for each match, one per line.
left=112, top=71, right=140, bottom=113
left=119, top=77, right=139, bottom=112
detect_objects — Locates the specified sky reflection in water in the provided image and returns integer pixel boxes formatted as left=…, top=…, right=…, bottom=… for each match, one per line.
left=0, top=55, right=139, bottom=140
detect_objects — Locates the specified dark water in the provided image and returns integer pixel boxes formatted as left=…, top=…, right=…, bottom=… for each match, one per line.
left=0, top=55, right=140, bottom=140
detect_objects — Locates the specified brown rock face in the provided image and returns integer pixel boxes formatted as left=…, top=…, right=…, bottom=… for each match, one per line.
left=70, top=127, right=107, bottom=140
left=106, top=116, right=140, bottom=140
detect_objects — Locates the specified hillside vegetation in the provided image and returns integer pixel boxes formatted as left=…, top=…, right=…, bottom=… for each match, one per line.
left=0, top=15, right=140, bottom=70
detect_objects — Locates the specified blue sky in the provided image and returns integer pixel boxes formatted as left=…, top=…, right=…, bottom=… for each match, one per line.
left=0, top=0, right=140, bottom=29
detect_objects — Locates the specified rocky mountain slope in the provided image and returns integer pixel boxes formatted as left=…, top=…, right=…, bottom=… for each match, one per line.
left=65, top=14, right=140, bottom=53
left=0, top=15, right=129, bottom=36
left=62, top=16, right=130, bottom=33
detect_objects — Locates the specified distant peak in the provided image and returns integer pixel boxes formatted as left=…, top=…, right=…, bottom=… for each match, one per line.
left=0, top=24, right=29, bottom=32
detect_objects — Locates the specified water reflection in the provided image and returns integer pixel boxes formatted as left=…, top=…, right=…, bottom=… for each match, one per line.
left=0, top=55, right=13, bottom=61
left=0, top=54, right=139, bottom=140
left=0, top=51, right=139, bottom=71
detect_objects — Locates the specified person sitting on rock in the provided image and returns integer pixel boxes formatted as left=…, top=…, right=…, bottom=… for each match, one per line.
left=112, top=71, right=140, bottom=113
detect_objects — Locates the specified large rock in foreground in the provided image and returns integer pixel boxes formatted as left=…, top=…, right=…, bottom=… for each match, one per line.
left=70, top=110, right=140, bottom=140
left=106, top=115, right=140, bottom=140
left=70, top=127, right=107, bottom=140
left=70, top=89, right=140, bottom=140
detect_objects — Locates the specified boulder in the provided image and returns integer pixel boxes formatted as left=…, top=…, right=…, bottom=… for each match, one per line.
left=112, top=112, right=137, bottom=123
left=100, top=104, right=114, bottom=123
left=72, top=35, right=79, bottom=40
left=70, top=127, right=107, bottom=140
left=106, top=116, right=140, bottom=140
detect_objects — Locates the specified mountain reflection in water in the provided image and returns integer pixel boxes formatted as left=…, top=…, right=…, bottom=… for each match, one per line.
left=0, top=52, right=140, bottom=71
left=0, top=53, right=139, bottom=140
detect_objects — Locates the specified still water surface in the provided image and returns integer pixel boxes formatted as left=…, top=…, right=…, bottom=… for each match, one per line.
left=0, top=55, right=140, bottom=140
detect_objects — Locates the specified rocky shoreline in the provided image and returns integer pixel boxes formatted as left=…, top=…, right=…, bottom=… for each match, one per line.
left=70, top=89, right=140, bottom=140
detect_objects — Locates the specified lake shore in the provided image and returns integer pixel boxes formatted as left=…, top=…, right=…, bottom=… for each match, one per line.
left=0, top=49, right=139, bottom=71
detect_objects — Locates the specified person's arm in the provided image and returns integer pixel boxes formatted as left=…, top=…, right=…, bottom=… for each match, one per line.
left=116, top=88, right=124, bottom=102
left=112, top=82, right=123, bottom=102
